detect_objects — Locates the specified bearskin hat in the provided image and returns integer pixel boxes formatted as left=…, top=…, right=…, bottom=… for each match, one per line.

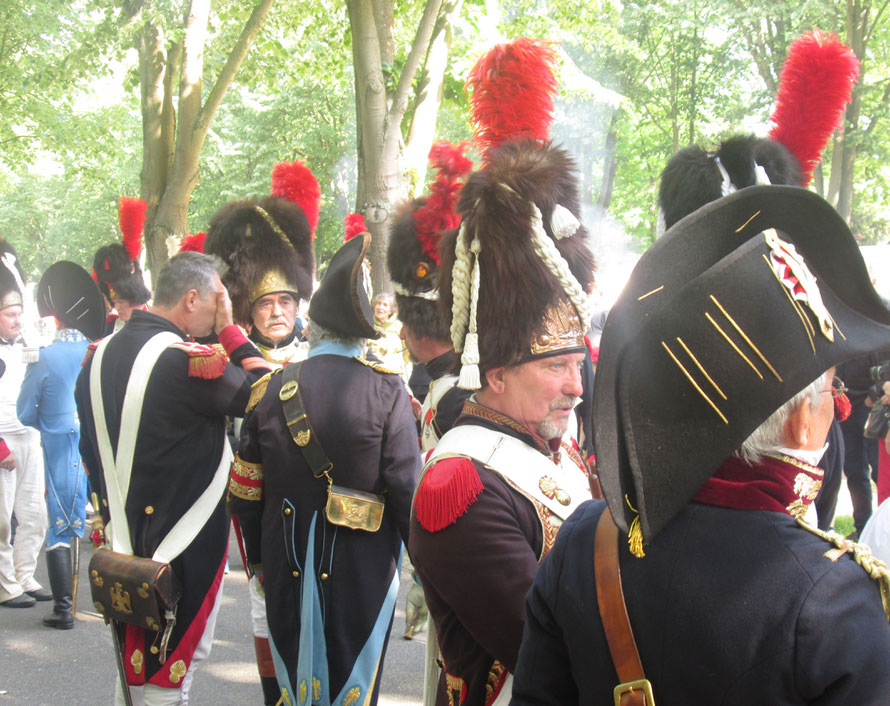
left=658, top=30, right=858, bottom=231
left=0, top=239, right=25, bottom=311
left=388, top=141, right=473, bottom=343
left=93, top=197, right=151, bottom=306
left=439, top=138, right=596, bottom=385
left=204, top=195, right=314, bottom=327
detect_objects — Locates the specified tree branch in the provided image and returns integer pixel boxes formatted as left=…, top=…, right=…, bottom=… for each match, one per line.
left=387, top=0, right=444, bottom=128
left=197, top=0, right=275, bottom=134
left=176, top=0, right=210, bottom=144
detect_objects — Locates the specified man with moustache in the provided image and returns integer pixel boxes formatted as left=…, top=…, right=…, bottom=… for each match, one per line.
left=408, top=135, right=596, bottom=706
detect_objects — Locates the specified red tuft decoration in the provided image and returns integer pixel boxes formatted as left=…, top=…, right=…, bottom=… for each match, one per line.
left=271, top=161, right=321, bottom=239
left=769, top=30, right=859, bottom=187
left=412, top=141, right=473, bottom=264
left=467, top=38, right=559, bottom=163
left=343, top=213, right=366, bottom=242
left=834, top=392, right=852, bottom=422
left=414, top=456, right=484, bottom=532
left=118, top=197, right=147, bottom=261
left=178, top=232, right=207, bottom=253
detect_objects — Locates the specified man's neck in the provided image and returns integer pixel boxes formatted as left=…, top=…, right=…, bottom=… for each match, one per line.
left=149, top=305, right=189, bottom=335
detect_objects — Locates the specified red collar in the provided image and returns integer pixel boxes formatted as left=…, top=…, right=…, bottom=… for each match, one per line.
left=692, top=453, right=823, bottom=519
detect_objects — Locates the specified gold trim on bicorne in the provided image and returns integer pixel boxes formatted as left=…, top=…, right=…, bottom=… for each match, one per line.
left=168, top=659, right=187, bottom=684
left=228, top=454, right=264, bottom=501
left=530, top=297, right=585, bottom=357
left=249, top=269, right=299, bottom=306
left=0, top=290, right=23, bottom=310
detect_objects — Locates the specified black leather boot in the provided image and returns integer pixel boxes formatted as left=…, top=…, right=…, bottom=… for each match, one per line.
left=43, top=546, right=74, bottom=630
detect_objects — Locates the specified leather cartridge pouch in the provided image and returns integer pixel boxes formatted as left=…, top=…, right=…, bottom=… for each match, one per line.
left=281, top=361, right=385, bottom=532
left=88, top=548, right=182, bottom=661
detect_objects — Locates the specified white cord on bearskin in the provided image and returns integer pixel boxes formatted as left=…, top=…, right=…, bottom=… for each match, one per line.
left=457, top=236, right=482, bottom=390
left=450, top=221, right=472, bottom=353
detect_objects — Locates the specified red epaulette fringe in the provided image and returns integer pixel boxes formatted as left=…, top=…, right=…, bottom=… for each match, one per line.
left=81, top=340, right=101, bottom=367
left=414, top=457, right=483, bottom=532
left=171, top=342, right=228, bottom=379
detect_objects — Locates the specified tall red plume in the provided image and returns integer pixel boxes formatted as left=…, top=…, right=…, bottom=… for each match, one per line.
left=178, top=232, right=207, bottom=253
left=343, top=213, right=366, bottom=242
left=413, top=141, right=473, bottom=265
left=271, top=161, right=321, bottom=239
left=768, top=29, right=859, bottom=187
left=467, top=38, right=559, bottom=163
left=118, top=197, right=147, bottom=261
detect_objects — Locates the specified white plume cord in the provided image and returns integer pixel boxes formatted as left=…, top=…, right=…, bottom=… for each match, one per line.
left=457, top=236, right=482, bottom=390
left=392, top=281, right=439, bottom=301
left=450, top=220, right=472, bottom=353
left=529, top=204, right=593, bottom=325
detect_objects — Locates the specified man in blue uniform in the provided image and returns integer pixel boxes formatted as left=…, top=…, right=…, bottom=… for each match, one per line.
left=512, top=187, right=890, bottom=705
left=76, top=251, right=271, bottom=705
left=228, top=232, right=421, bottom=706
left=17, top=261, right=106, bottom=629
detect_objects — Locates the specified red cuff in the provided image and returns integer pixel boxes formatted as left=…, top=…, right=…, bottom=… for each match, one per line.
left=218, top=325, right=250, bottom=356
left=0, top=440, right=9, bottom=461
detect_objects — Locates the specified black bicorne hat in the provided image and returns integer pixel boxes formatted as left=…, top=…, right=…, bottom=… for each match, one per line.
left=37, top=261, right=107, bottom=341
left=308, top=233, right=378, bottom=340
left=594, top=185, right=890, bottom=550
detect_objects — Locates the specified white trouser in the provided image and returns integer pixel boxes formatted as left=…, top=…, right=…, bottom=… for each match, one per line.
left=249, top=574, right=268, bottom=638
left=114, top=576, right=225, bottom=706
left=0, top=429, right=47, bottom=601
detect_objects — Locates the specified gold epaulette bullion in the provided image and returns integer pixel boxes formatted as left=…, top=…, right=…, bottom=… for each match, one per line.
left=246, top=368, right=281, bottom=414
left=797, top=518, right=890, bottom=620
left=353, top=356, right=401, bottom=375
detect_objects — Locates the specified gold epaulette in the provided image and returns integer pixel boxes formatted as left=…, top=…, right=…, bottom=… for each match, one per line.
left=797, top=519, right=890, bottom=620
left=169, top=341, right=228, bottom=379
left=354, top=356, right=401, bottom=375
left=228, top=453, right=264, bottom=501
left=246, top=368, right=281, bottom=414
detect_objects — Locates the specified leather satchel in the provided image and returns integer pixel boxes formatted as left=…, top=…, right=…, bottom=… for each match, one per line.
left=89, top=547, right=182, bottom=634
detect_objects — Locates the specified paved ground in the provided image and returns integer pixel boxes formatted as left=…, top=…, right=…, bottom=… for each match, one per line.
left=0, top=534, right=426, bottom=705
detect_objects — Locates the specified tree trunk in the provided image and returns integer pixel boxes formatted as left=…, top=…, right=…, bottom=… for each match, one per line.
left=138, top=0, right=275, bottom=284
left=404, top=0, right=464, bottom=194
left=347, top=0, right=447, bottom=295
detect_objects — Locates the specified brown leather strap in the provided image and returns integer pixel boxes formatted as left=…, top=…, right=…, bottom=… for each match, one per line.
left=595, top=509, right=652, bottom=705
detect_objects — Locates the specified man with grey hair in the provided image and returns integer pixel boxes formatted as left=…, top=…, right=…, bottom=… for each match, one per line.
left=75, top=251, right=272, bottom=705
left=228, top=234, right=420, bottom=705
left=513, top=187, right=890, bottom=705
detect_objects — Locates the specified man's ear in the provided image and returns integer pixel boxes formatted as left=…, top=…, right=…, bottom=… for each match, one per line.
left=785, top=397, right=812, bottom=449
left=184, top=289, right=200, bottom=313
left=485, top=365, right=506, bottom=394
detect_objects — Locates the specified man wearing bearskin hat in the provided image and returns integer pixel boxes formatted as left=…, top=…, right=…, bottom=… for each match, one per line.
left=0, top=240, right=50, bottom=609
left=17, top=261, right=106, bottom=629
left=75, top=251, right=272, bottom=705
left=93, top=198, right=153, bottom=333
left=204, top=160, right=318, bottom=369
left=407, top=39, right=596, bottom=706
left=203, top=160, right=318, bottom=705
left=512, top=185, right=890, bottom=705
left=388, top=141, right=474, bottom=456
left=228, top=232, right=420, bottom=706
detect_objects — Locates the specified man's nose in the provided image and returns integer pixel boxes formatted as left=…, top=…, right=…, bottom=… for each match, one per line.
left=565, top=365, right=584, bottom=398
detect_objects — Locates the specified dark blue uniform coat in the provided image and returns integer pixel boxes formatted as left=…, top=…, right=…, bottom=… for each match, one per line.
left=512, top=500, right=890, bottom=705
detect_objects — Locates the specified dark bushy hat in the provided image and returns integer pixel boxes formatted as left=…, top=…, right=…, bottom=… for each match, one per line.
left=309, top=233, right=377, bottom=340
left=93, top=197, right=151, bottom=306
left=37, top=261, right=106, bottom=340
left=438, top=138, right=596, bottom=387
left=205, top=195, right=314, bottom=326
left=594, top=186, right=890, bottom=551
left=388, top=141, right=472, bottom=343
